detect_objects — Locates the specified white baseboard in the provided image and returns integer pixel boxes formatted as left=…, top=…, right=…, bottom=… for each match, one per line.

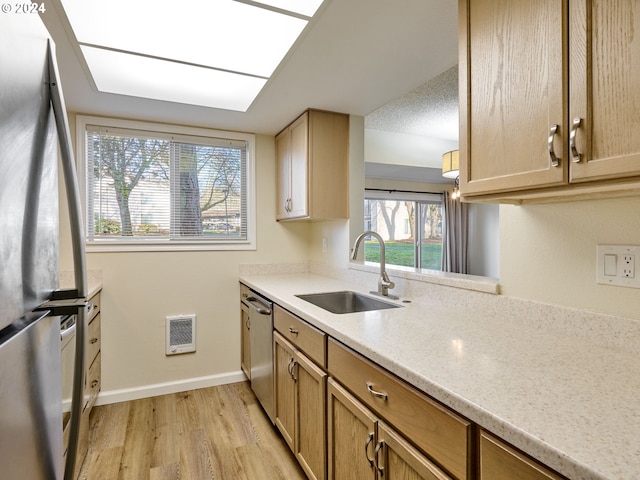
left=94, top=370, right=248, bottom=406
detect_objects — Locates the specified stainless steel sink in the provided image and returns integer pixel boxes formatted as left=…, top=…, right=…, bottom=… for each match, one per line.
left=295, top=291, right=401, bottom=314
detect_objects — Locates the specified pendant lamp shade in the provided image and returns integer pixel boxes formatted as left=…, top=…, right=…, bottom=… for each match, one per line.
left=442, top=150, right=459, bottom=178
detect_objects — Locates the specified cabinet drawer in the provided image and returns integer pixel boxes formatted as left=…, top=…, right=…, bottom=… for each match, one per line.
left=86, top=354, right=101, bottom=411
left=274, top=305, right=326, bottom=367
left=328, top=338, right=472, bottom=480
left=479, top=431, right=566, bottom=480
left=87, top=313, right=101, bottom=363
left=88, top=291, right=100, bottom=320
left=240, top=283, right=250, bottom=304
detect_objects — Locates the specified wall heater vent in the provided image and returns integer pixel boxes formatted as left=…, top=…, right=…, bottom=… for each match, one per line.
left=166, top=314, right=196, bottom=355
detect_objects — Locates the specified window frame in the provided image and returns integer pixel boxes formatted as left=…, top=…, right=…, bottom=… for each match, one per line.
left=364, top=190, right=443, bottom=270
left=76, top=115, right=256, bottom=252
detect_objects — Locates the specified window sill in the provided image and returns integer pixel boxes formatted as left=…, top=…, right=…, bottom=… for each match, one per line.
left=86, top=239, right=256, bottom=253
left=348, top=261, right=500, bottom=295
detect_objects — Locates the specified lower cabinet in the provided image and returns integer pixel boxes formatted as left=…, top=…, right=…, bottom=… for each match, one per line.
left=328, top=378, right=452, bottom=480
left=73, top=289, right=102, bottom=478
left=239, top=283, right=251, bottom=379
left=240, top=300, right=250, bottom=379
left=479, top=431, right=566, bottom=480
left=274, top=332, right=327, bottom=480
left=327, top=338, right=472, bottom=480
left=245, top=291, right=570, bottom=480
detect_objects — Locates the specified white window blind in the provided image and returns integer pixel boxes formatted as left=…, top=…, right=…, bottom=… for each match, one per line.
left=84, top=122, right=251, bottom=248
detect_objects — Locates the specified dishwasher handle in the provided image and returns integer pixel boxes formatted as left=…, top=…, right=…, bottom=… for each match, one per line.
left=246, top=296, right=272, bottom=315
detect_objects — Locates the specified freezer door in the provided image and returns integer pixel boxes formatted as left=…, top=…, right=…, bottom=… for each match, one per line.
left=0, top=13, right=59, bottom=331
left=0, top=311, right=64, bottom=480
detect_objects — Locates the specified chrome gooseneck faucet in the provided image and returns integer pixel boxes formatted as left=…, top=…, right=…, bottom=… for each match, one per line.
left=351, top=231, right=398, bottom=298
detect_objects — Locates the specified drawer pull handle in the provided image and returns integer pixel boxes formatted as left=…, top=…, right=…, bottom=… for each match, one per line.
left=91, top=380, right=99, bottom=389
left=90, top=338, right=98, bottom=344
left=287, top=358, right=297, bottom=382
left=288, top=327, right=299, bottom=335
left=548, top=124, right=560, bottom=167
left=366, top=382, right=388, bottom=401
left=570, top=117, right=582, bottom=163
left=374, top=440, right=385, bottom=476
left=364, top=432, right=374, bottom=467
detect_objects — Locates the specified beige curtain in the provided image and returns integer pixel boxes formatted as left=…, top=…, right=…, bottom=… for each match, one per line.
left=442, top=191, right=469, bottom=273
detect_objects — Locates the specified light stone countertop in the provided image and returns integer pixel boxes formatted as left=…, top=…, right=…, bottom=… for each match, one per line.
left=239, top=272, right=640, bottom=480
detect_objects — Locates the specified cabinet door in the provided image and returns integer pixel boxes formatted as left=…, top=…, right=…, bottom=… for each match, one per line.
left=569, top=0, right=640, bottom=182
left=274, top=333, right=296, bottom=450
left=327, top=379, right=377, bottom=480
left=377, top=422, right=453, bottom=480
left=276, top=127, right=292, bottom=219
left=288, top=112, right=309, bottom=218
left=460, top=0, right=567, bottom=196
left=240, top=302, right=250, bottom=379
left=295, top=351, right=327, bottom=480
left=479, top=431, right=566, bottom=480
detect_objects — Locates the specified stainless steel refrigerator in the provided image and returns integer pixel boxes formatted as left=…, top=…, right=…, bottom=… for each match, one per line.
left=1, top=11, right=88, bottom=480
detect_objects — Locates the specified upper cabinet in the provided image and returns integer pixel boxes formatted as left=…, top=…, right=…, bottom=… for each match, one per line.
left=276, top=109, right=349, bottom=220
left=459, top=0, right=640, bottom=203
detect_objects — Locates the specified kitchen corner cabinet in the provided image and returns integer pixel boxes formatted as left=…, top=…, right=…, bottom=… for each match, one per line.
left=460, top=0, right=640, bottom=203
left=273, top=305, right=328, bottom=480
left=74, top=289, right=102, bottom=477
left=328, top=378, right=453, bottom=480
left=276, top=109, right=349, bottom=221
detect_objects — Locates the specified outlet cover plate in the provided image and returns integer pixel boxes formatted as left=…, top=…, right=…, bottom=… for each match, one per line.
left=596, top=245, right=640, bottom=289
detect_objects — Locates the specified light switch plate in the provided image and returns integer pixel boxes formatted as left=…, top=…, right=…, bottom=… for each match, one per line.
left=596, top=245, right=640, bottom=289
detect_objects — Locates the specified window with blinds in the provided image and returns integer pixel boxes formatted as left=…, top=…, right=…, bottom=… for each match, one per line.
left=79, top=117, right=255, bottom=250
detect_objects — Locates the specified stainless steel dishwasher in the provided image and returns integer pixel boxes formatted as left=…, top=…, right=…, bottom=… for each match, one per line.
left=245, top=290, right=275, bottom=423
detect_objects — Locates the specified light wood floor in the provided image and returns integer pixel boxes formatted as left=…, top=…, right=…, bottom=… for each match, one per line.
left=77, top=381, right=306, bottom=480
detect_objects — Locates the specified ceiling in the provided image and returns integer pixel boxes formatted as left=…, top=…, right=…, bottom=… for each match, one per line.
left=41, top=0, right=459, bottom=169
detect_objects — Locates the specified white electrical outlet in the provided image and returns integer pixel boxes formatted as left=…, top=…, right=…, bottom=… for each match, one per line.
left=597, top=245, right=640, bottom=288
left=622, top=255, right=635, bottom=278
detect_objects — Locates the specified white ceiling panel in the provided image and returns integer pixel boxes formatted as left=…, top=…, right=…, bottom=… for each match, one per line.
left=82, top=46, right=267, bottom=111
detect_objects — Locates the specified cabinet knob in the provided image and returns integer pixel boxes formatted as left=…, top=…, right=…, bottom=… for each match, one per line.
left=548, top=124, right=560, bottom=167
left=570, top=117, right=583, bottom=163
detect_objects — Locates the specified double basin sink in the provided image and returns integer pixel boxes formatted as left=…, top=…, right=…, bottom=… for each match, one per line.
left=295, top=290, right=401, bottom=314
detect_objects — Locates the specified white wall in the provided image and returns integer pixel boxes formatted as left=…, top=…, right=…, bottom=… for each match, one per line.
left=500, top=196, right=640, bottom=321
left=468, top=203, right=500, bottom=278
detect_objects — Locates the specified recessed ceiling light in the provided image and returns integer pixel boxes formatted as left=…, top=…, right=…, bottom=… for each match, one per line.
left=81, top=46, right=267, bottom=112
left=251, top=0, right=324, bottom=17
left=58, top=0, right=323, bottom=109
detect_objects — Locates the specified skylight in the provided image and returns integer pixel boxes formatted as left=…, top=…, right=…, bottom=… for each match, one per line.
left=59, top=0, right=324, bottom=111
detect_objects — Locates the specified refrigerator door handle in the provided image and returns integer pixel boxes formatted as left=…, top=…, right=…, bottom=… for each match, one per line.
left=47, top=39, right=88, bottom=480
left=46, top=40, right=87, bottom=299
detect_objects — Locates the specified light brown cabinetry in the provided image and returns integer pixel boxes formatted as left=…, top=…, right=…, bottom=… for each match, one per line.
left=273, top=305, right=327, bottom=480
left=239, top=283, right=251, bottom=379
left=328, top=378, right=452, bottom=480
left=479, top=431, right=566, bottom=480
left=327, top=338, right=473, bottom=480
left=276, top=109, right=349, bottom=221
left=74, top=289, right=102, bottom=477
left=460, top=0, right=640, bottom=202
